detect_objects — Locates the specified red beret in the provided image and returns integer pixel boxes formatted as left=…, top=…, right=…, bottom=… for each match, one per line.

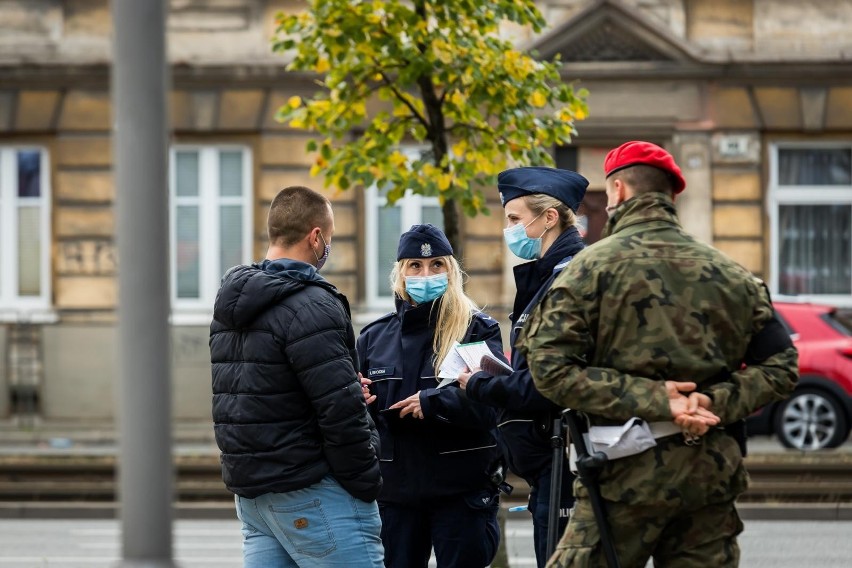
left=604, top=141, right=686, bottom=194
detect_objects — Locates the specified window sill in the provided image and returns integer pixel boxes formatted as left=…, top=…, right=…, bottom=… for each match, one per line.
left=775, top=294, right=852, bottom=309
left=170, top=312, right=214, bottom=327
left=0, top=309, right=59, bottom=324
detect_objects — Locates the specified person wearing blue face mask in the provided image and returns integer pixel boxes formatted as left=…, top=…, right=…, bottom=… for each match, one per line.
left=356, top=223, right=508, bottom=568
left=211, top=186, right=384, bottom=568
left=458, top=166, right=589, bottom=568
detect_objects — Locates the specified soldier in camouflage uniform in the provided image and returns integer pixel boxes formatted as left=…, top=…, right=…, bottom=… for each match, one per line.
left=517, top=141, right=799, bottom=568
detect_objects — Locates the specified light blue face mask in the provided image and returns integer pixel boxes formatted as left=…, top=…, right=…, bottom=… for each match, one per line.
left=405, top=273, right=448, bottom=304
left=503, top=213, right=548, bottom=260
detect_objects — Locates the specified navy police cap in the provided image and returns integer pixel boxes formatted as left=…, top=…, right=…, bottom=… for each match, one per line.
left=497, top=166, right=588, bottom=212
left=397, top=223, right=454, bottom=261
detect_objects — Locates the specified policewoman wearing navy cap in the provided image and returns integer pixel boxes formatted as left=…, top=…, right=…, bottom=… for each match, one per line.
left=356, top=224, right=506, bottom=568
left=458, top=166, right=588, bottom=568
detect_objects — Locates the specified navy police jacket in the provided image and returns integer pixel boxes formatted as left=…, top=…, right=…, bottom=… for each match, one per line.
left=356, top=296, right=504, bottom=504
left=466, top=227, right=585, bottom=484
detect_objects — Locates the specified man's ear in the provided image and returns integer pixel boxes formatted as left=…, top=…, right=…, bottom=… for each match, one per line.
left=614, top=178, right=628, bottom=202
left=307, top=226, right=322, bottom=245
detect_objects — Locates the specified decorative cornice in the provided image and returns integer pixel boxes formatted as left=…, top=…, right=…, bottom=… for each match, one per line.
left=531, top=0, right=705, bottom=64
left=529, top=0, right=852, bottom=83
left=0, top=63, right=313, bottom=89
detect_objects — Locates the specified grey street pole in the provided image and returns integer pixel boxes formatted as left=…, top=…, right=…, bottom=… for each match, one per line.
left=111, top=0, right=176, bottom=566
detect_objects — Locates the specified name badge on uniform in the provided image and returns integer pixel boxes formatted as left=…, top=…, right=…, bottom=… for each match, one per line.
left=368, top=367, right=394, bottom=378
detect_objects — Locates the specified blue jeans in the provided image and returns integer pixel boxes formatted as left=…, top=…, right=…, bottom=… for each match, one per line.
left=235, top=475, right=384, bottom=568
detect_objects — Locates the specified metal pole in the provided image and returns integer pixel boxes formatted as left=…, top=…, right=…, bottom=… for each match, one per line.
left=546, top=417, right=564, bottom=559
left=112, top=0, right=175, bottom=566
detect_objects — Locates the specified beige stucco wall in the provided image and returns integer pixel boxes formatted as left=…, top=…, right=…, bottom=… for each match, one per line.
left=2, top=0, right=852, bottom=420
left=41, top=324, right=214, bottom=421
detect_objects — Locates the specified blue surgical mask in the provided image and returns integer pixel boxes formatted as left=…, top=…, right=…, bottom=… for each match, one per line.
left=405, top=273, right=448, bottom=304
left=313, top=232, right=330, bottom=271
left=503, top=213, right=548, bottom=260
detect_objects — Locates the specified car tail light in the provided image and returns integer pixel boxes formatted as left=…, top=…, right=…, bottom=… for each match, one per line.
left=838, top=345, right=852, bottom=359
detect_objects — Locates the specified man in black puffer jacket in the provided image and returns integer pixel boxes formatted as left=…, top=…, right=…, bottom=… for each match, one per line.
left=211, top=185, right=384, bottom=568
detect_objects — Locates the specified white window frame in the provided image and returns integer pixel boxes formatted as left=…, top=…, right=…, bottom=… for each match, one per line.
left=169, top=145, right=253, bottom=323
left=768, top=142, right=852, bottom=307
left=364, top=187, right=443, bottom=311
left=0, top=147, right=52, bottom=321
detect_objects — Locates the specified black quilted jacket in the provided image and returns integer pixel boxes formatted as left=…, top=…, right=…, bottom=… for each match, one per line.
left=210, top=259, right=382, bottom=502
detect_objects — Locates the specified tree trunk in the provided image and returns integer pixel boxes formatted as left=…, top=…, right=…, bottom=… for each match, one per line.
left=442, top=198, right=462, bottom=262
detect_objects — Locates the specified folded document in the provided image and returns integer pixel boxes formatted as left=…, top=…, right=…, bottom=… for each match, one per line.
left=437, top=341, right=513, bottom=382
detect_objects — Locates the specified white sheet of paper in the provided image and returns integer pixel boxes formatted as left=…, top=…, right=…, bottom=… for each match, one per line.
left=437, top=342, right=468, bottom=380
left=454, top=341, right=494, bottom=371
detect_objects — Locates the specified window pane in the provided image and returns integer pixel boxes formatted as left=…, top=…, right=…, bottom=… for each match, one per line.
left=17, top=151, right=41, bottom=198
left=421, top=206, right=443, bottom=229
left=219, top=205, right=243, bottom=276
left=176, top=205, right=200, bottom=298
left=175, top=152, right=199, bottom=197
left=779, top=205, right=851, bottom=295
left=778, top=148, right=852, bottom=186
left=17, top=205, right=40, bottom=296
left=219, top=151, right=243, bottom=197
left=377, top=206, right=401, bottom=296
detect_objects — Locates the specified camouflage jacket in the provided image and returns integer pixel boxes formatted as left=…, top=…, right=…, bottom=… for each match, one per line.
left=517, top=192, right=798, bottom=508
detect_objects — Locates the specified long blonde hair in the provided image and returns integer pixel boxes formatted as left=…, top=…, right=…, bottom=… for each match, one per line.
left=390, top=255, right=479, bottom=374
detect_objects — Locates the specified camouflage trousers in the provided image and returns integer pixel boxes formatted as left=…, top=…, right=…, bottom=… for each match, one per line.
left=546, top=487, right=743, bottom=568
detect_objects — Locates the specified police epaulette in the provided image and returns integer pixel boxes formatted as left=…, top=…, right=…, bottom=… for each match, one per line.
left=359, top=311, right=396, bottom=333
left=474, top=311, right=500, bottom=328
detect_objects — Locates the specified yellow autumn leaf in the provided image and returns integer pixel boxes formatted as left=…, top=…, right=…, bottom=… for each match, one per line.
left=309, top=99, right=331, bottom=113
left=451, top=140, right=467, bottom=157
left=389, top=151, right=407, bottom=167
left=315, top=58, right=330, bottom=74
left=529, top=91, right=547, bottom=108
left=437, top=173, right=453, bottom=191
left=287, top=96, right=302, bottom=109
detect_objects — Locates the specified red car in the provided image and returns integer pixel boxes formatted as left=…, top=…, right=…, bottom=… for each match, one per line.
left=746, top=301, right=852, bottom=450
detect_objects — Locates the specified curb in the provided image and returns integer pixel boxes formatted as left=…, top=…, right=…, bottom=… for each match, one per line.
left=737, top=502, right=852, bottom=521
left=0, top=502, right=237, bottom=520
left=2, top=502, right=851, bottom=521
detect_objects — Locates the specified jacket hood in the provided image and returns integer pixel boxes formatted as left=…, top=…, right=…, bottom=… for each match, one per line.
left=213, top=261, right=330, bottom=329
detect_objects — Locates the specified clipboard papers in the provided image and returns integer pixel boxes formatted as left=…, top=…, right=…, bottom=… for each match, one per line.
left=437, top=341, right=513, bottom=384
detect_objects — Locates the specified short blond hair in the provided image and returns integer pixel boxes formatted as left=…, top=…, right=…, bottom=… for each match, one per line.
left=522, top=193, right=577, bottom=232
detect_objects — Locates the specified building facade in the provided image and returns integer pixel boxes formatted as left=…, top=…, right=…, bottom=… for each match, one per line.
left=1, top=0, right=850, bottom=421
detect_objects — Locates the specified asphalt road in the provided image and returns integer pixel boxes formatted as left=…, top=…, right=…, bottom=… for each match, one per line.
left=0, top=517, right=850, bottom=568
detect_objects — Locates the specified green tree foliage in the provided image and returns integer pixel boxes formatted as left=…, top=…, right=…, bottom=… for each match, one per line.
left=274, top=0, right=587, bottom=254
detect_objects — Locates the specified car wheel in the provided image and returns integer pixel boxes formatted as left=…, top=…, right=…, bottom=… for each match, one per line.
left=773, top=388, right=849, bottom=450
